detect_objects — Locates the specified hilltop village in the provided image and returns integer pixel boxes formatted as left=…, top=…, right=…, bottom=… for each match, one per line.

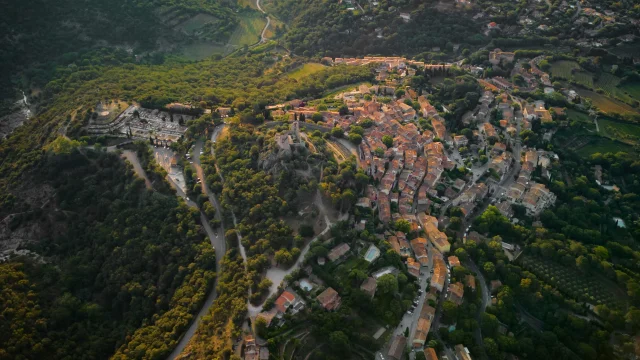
left=244, top=56, right=565, bottom=360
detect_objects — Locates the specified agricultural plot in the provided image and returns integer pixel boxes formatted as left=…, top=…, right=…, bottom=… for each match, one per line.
left=228, top=12, right=267, bottom=47
left=550, top=61, right=580, bottom=79
left=181, top=42, right=228, bottom=60
left=609, top=43, right=640, bottom=58
left=594, top=73, right=638, bottom=104
left=576, top=136, right=636, bottom=157
left=573, top=71, right=594, bottom=88
left=599, top=118, right=640, bottom=145
left=620, top=83, right=640, bottom=101
left=566, top=109, right=590, bottom=123
left=521, top=256, right=627, bottom=308
left=288, top=63, right=327, bottom=80
left=550, top=61, right=593, bottom=87
left=576, top=88, right=639, bottom=116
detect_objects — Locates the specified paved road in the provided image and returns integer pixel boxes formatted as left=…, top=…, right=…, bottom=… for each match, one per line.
left=255, top=0, right=270, bottom=44
left=121, top=150, right=153, bottom=189
left=466, top=259, right=490, bottom=356
left=166, top=140, right=227, bottom=360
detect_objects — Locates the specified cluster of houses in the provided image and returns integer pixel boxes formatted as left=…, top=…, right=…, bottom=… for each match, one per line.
left=387, top=251, right=477, bottom=360
left=498, top=149, right=558, bottom=217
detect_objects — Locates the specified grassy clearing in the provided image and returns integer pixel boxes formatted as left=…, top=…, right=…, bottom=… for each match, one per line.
left=181, top=42, right=228, bottom=60
left=238, top=0, right=258, bottom=9
left=576, top=88, right=639, bottom=116
left=566, top=108, right=590, bottom=123
left=599, top=118, right=640, bottom=144
left=322, top=82, right=372, bottom=98
left=94, top=100, right=129, bottom=124
left=287, top=63, right=327, bottom=80
left=228, top=12, right=266, bottom=47
left=619, top=83, right=640, bottom=101
left=576, top=136, right=636, bottom=157
left=521, top=256, right=627, bottom=308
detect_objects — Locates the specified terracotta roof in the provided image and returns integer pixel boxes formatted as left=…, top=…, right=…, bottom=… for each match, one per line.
left=317, top=287, right=341, bottom=310
left=388, top=335, right=407, bottom=360
left=424, top=347, right=439, bottom=360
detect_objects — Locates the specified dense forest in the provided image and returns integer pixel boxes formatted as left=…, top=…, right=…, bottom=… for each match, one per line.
left=269, top=0, right=486, bottom=58
left=0, top=147, right=216, bottom=359
left=0, top=0, right=239, bottom=99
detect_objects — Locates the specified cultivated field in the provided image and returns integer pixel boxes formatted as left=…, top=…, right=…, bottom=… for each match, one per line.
left=576, top=136, right=636, bottom=157
left=287, top=63, right=327, bottom=80
left=620, top=83, right=640, bottom=101
left=228, top=12, right=267, bottom=47
left=550, top=61, right=580, bottom=78
left=576, top=88, right=639, bottom=116
left=521, top=256, right=627, bottom=308
left=599, top=118, right=640, bottom=145
left=594, top=73, right=640, bottom=104
left=181, top=42, right=228, bottom=60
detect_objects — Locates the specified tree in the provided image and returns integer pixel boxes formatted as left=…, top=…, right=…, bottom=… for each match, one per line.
left=350, top=125, right=364, bottom=136
left=255, top=317, right=268, bottom=338
left=299, top=224, right=314, bottom=237
left=449, top=217, right=462, bottom=230
left=329, top=331, right=350, bottom=353
left=274, top=249, right=293, bottom=265
left=44, top=136, right=85, bottom=154
left=483, top=262, right=496, bottom=278
left=377, top=274, right=399, bottom=295
left=331, top=126, right=344, bottom=138
left=382, top=135, right=393, bottom=148
left=481, top=312, right=499, bottom=336
left=395, top=88, right=405, bottom=98
left=338, top=105, right=349, bottom=115
left=454, top=248, right=468, bottom=261
left=348, top=133, right=362, bottom=145
left=311, top=112, right=323, bottom=122
left=442, top=300, right=458, bottom=322
left=395, top=219, right=411, bottom=234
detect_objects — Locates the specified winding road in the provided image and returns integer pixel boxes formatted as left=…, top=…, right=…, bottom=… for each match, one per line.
left=166, top=138, right=227, bottom=360
left=256, top=0, right=270, bottom=44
